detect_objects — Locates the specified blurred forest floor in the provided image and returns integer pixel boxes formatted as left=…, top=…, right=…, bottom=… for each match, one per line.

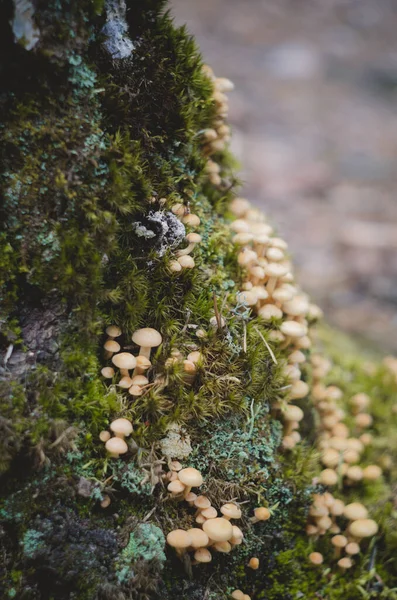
left=171, top=0, right=397, bottom=352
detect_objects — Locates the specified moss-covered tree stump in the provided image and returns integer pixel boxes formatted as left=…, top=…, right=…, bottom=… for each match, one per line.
left=1, top=1, right=396, bottom=599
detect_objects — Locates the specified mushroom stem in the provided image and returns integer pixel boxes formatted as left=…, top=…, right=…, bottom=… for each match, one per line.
left=266, top=276, right=278, bottom=296
left=183, top=485, right=192, bottom=499
left=177, top=242, right=197, bottom=257
left=119, top=368, right=129, bottom=377
left=139, top=346, right=151, bottom=360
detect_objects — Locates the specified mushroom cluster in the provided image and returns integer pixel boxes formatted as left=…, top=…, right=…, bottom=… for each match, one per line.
left=228, top=197, right=321, bottom=447
left=306, top=492, right=379, bottom=571
left=309, top=354, right=382, bottom=489
left=101, top=325, right=163, bottom=398
left=169, top=204, right=202, bottom=273
left=164, top=348, right=203, bottom=385
left=165, top=464, right=244, bottom=564
left=99, top=417, right=133, bottom=459
left=201, top=64, right=234, bottom=187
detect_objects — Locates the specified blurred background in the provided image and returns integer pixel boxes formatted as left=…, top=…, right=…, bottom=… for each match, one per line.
left=171, top=0, right=397, bottom=352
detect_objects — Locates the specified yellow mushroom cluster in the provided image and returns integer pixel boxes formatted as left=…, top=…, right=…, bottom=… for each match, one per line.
left=169, top=204, right=202, bottom=273
left=310, top=354, right=382, bottom=488
left=165, top=348, right=203, bottom=384
left=99, top=417, right=133, bottom=459
left=229, top=197, right=322, bottom=447
left=307, top=493, right=379, bottom=571
left=201, top=64, right=234, bottom=161
left=101, top=325, right=163, bottom=397
left=165, top=465, right=245, bottom=564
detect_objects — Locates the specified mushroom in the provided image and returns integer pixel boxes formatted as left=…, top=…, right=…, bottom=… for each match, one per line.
left=177, top=233, right=202, bottom=256
left=362, top=465, right=382, bottom=481
left=194, top=495, right=211, bottom=515
left=213, top=541, right=232, bottom=553
left=309, top=552, right=323, bottom=565
left=280, top=320, right=308, bottom=340
left=104, top=339, right=121, bottom=359
left=166, top=529, right=192, bottom=558
left=319, top=468, right=338, bottom=486
left=182, top=213, right=200, bottom=227
left=194, top=548, right=212, bottom=564
left=117, top=376, right=133, bottom=389
left=201, top=507, right=218, bottom=520
left=337, top=557, right=353, bottom=571
left=331, top=534, right=347, bottom=558
left=345, top=542, right=360, bottom=556
left=220, top=503, right=241, bottom=521
left=112, top=352, right=136, bottom=377
left=130, top=375, right=149, bottom=387
left=343, top=503, right=368, bottom=521
left=167, top=480, right=186, bottom=497
left=349, top=519, right=378, bottom=540
left=185, top=492, right=197, bottom=506
left=100, top=494, right=111, bottom=508
left=170, top=460, right=183, bottom=472
left=202, top=518, right=233, bottom=543
left=248, top=557, right=259, bottom=570
left=169, top=260, right=182, bottom=273
left=186, top=528, right=209, bottom=549
left=132, top=328, right=162, bottom=361
left=106, top=325, right=122, bottom=339
left=250, top=507, right=271, bottom=524
left=134, top=355, right=151, bottom=376
left=265, top=263, right=289, bottom=295
left=128, top=385, right=143, bottom=397
left=101, top=367, right=115, bottom=379
left=105, top=437, right=128, bottom=458
left=178, top=255, right=195, bottom=269
left=110, top=418, right=133, bottom=439
left=99, top=430, right=111, bottom=442
left=177, top=467, right=203, bottom=499
left=230, top=525, right=244, bottom=546
left=283, top=405, right=304, bottom=436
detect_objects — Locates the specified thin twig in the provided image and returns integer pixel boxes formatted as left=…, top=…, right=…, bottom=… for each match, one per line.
left=243, top=321, right=247, bottom=353
left=213, top=292, right=222, bottom=329
left=254, top=326, right=277, bottom=364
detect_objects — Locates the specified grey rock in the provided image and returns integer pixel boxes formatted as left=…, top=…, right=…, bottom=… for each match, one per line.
left=102, top=0, right=134, bottom=59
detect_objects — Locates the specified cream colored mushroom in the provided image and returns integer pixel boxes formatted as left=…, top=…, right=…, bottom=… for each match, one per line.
left=250, top=506, right=271, bottom=524
left=186, top=528, right=209, bottom=549
left=178, top=467, right=203, bottom=498
left=101, top=367, right=115, bottom=379
left=110, top=418, right=133, bottom=439
left=112, top=352, right=136, bottom=377
left=283, top=405, right=304, bottom=436
left=105, top=437, right=128, bottom=458
left=104, top=339, right=121, bottom=359
left=177, top=232, right=202, bottom=257
left=202, top=518, right=233, bottom=542
left=166, top=529, right=192, bottom=557
left=132, top=328, right=162, bottom=360
left=106, top=325, right=122, bottom=338
left=194, top=547, right=212, bottom=564
left=220, top=503, right=241, bottom=521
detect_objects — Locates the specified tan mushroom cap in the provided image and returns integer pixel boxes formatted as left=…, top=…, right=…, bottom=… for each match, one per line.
left=130, top=375, right=149, bottom=386
left=132, top=328, right=162, bottom=350
left=284, top=405, right=304, bottom=423
left=186, top=232, right=202, bottom=243
left=362, top=465, right=382, bottom=480
left=104, top=340, right=120, bottom=353
left=194, top=496, right=211, bottom=511
left=99, top=430, right=111, bottom=442
left=170, top=460, right=183, bottom=471
left=280, top=320, right=308, bottom=338
left=117, top=376, right=133, bottom=388
left=112, top=352, right=136, bottom=370
left=106, top=325, right=122, bottom=338
left=202, top=507, right=218, bottom=520
left=345, top=542, right=360, bottom=555
left=265, top=263, right=289, bottom=278
left=202, top=517, right=233, bottom=542
left=213, top=541, right=232, bottom=553
left=253, top=506, right=271, bottom=521
left=178, top=255, right=195, bottom=269
left=248, top=557, right=259, bottom=570
left=187, top=528, right=209, bottom=549
left=221, top=503, right=242, bottom=520
left=105, top=437, right=128, bottom=457
left=309, top=552, right=323, bottom=565
left=231, top=591, right=245, bottom=600
left=349, top=519, right=378, bottom=538
left=338, top=557, right=353, bottom=569
left=101, top=367, right=115, bottom=379
left=319, top=468, right=338, bottom=486
left=110, top=418, right=133, bottom=438
left=167, top=480, right=185, bottom=495
left=194, top=547, right=212, bottom=563
left=136, top=355, right=151, bottom=369
left=166, top=529, right=192, bottom=550
left=231, top=525, right=244, bottom=544
left=343, top=503, right=368, bottom=521
left=178, top=467, right=203, bottom=488
left=331, top=535, right=348, bottom=548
